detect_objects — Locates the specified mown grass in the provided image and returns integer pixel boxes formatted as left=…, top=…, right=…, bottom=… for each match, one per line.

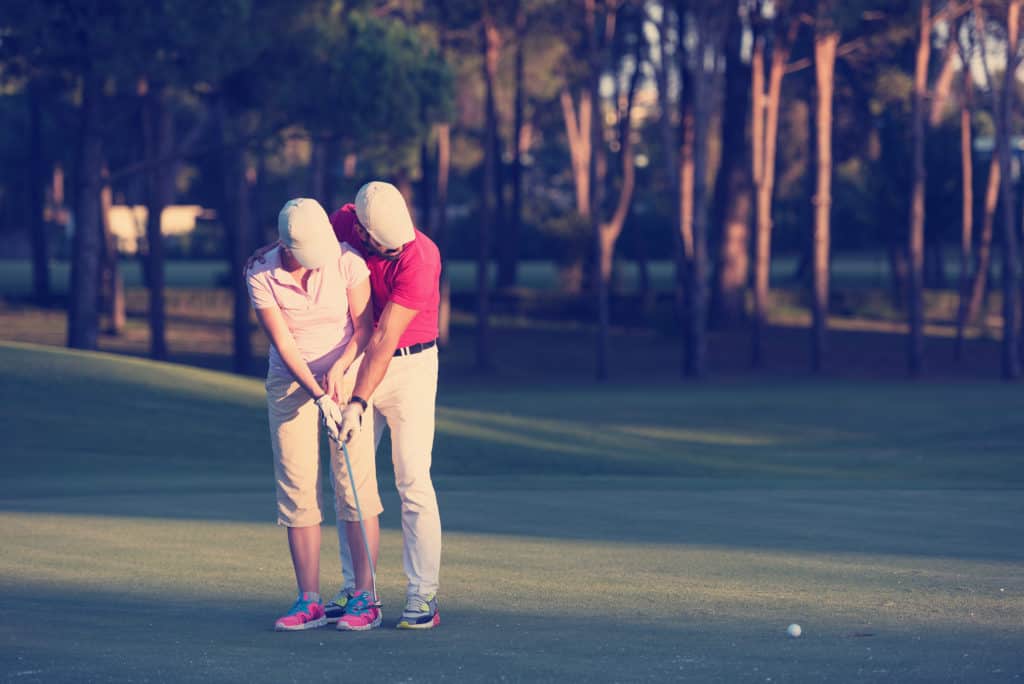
left=1, top=342, right=1022, bottom=682
left=2, top=341, right=1022, bottom=488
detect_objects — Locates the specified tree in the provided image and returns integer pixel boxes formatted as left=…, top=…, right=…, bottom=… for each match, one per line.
left=27, top=83, right=49, bottom=305
left=953, top=13, right=974, bottom=362
left=997, top=0, right=1022, bottom=378
left=594, top=2, right=645, bottom=380
left=682, top=2, right=730, bottom=377
left=479, top=1, right=500, bottom=371
left=710, top=6, right=754, bottom=329
left=751, top=2, right=798, bottom=368
left=67, top=71, right=104, bottom=350
left=810, top=1, right=840, bottom=373
left=500, top=0, right=528, bottom=289
left=906, top=0, right=968, bottom=376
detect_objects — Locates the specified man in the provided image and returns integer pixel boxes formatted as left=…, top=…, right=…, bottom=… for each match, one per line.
left=255, top=181, right=443, bottom=630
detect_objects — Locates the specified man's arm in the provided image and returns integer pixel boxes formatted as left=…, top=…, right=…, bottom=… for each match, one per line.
left=352, top=301, right=419, bottom=400
left=337, top=301, right=418, bottom=442
left=323, top=277, right=374, bottom=402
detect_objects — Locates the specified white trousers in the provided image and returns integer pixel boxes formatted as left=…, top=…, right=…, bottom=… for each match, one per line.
left=338, top=346, right=441, bottom=598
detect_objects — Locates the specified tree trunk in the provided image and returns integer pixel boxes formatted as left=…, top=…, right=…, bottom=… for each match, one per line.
left=560, top=89, right=592, bottom=218
left=811, top=28, right=839, bottom=374
left=477, top=8, right=499, bottom=371
left=954, top=52, right=974, bottom=361
left=216, top=100, right=253, bottom=374
left=585, top=0, right=608, bottom=380
left=28, top=83, right=50, bottom=305
left=419, top=138, right=433, bottom=234
left=500, top=0, right=526, bottom=290
left=436, top=122, right=452, bottom=346
left=678, top=6, right=696, bottom=379
left=965, top=156, right=1000, bottom=324
left=907, top=0, right=930, bottom=377
left=142, top=87, right=173, bottom=360
left=435, top=6, right=452, bottom=347
left=594, top=4, right=642, bottom=381
left=655, top=4, right=684, bottom=329
left=999, top=0, right=1021, bottom=379
left=67, top=71, right=103, bottom=351
left=685, top=15, right=715, bottom=379
left=99, top=164, right=125, bottom=335
left=752, top=30, right=790, bottom=368
left=710, top=13, right=752, bottom=329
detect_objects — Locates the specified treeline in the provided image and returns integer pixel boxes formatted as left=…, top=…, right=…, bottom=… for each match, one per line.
left=1, top=0, right=1022, bottom=379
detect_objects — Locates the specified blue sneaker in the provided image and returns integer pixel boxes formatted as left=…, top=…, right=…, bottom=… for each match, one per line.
left=274, top=595, right=327, bottom=631
left=324, top=588, right=354, bottom=624
left=396, top=593, right=440, bottom=630
left=336, top=591, right=382, bottom=631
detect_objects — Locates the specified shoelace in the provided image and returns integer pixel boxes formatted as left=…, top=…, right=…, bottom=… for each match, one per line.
left=287, top=597, right=315, bottom=616
left=403, top=595, right=432, bottom=615
left=348, top=593, right=381, bottom=615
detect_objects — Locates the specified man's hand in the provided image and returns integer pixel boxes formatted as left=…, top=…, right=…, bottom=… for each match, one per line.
left=322, top=362, right=349, bottom=404
left=244, top=240, right=281, bottom=275
left=339, top=402, right=364, bottom=444
left=314, top=394, right=343, bottom=443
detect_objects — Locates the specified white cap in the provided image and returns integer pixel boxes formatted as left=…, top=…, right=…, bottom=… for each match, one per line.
left=278, top=198, right=339, bottom=269
left=354, top=181, right=416, bottom=250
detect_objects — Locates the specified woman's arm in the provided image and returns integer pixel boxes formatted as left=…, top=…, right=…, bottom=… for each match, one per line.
left=253, top=305, right=325, bottom=400
left=323, top=276, right=373, bottom=402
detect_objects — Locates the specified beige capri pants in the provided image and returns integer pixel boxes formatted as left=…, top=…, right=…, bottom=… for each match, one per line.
left=265, top=359, right=382, bottom=527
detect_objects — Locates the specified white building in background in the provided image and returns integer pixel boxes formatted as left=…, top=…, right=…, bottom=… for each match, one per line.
left=107, top=205, right=215, bottom=254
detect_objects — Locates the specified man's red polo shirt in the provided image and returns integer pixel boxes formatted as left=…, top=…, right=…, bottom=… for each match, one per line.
left=329, top=203, right=440, bottom=349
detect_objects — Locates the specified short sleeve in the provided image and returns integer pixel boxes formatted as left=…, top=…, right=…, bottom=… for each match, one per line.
left=389, top=252, right=433, bottom=311
left=340, top=243, right=370, bottom=289
left=247, top=271, right=277, bottom=310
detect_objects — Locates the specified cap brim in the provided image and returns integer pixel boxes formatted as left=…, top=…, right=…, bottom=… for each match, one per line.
left=291, top=237, right=340, bottom=270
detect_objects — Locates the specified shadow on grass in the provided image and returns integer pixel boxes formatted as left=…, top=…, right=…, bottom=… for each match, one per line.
left=2, top=484, right=1022, bottom=564
left=1, top=585, right=1020, bottom=684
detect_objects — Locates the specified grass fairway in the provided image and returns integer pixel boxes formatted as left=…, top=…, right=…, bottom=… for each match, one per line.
left=1, top=341, right=1023, bottom=682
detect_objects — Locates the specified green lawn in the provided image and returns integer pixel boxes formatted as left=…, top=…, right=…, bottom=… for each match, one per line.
left=1, top=342, right=1022, bottom=682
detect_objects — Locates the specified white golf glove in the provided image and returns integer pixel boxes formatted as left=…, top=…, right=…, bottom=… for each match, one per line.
left=338, top=402, right=364, bottom=444
left=314, top=394, right=343, bottom=443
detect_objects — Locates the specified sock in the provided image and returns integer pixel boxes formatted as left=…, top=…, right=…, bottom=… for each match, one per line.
left=299, top=591, right=321, bottom=604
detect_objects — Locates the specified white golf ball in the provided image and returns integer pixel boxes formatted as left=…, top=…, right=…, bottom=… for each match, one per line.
left=787, top=623, right=802, bottom=638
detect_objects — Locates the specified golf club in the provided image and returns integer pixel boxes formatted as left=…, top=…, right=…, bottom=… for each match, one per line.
left=332, top=430, right=379, bottom=605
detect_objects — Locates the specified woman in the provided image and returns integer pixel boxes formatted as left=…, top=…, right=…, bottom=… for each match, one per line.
left=246, top=197, right=383, bottom=632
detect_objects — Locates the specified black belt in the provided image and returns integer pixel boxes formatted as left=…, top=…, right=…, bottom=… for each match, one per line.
left=394, top=339, right=437, bottom=357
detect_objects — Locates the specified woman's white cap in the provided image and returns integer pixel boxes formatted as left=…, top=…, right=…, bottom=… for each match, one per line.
left=278, top=198, right=340, bottom=269
left=354, top=181, right=416, bottom=250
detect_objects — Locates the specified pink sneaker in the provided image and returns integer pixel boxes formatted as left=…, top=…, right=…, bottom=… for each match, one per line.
left=274, top=595, right=328, bottom=631
left=336, top=591, right=382, bottom=632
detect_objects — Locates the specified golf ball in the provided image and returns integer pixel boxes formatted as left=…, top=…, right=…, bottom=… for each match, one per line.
left=787, top=623, right=802, bottom=638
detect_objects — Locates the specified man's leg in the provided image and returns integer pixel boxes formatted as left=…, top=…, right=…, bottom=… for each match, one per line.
left=375, top=349, right=442, bottom=605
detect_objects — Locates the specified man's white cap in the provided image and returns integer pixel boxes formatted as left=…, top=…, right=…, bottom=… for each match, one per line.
left=278, top=198, right=339, bottom=269
left=354, top=181, right=416, bottom=250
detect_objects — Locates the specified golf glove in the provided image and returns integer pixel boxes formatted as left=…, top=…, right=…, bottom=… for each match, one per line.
left=315, top=394, right=343, bottom=443
left=339, top=402, right=364, bottom=444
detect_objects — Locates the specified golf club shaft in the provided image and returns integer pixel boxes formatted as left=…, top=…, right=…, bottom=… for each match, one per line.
left=340, top=439, right=378, bottom=603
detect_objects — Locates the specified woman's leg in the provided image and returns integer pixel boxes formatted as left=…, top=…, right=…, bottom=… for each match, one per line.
left=288, top=525, right=322, bottom=594
left=268, top=375, right=325, bottom=592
